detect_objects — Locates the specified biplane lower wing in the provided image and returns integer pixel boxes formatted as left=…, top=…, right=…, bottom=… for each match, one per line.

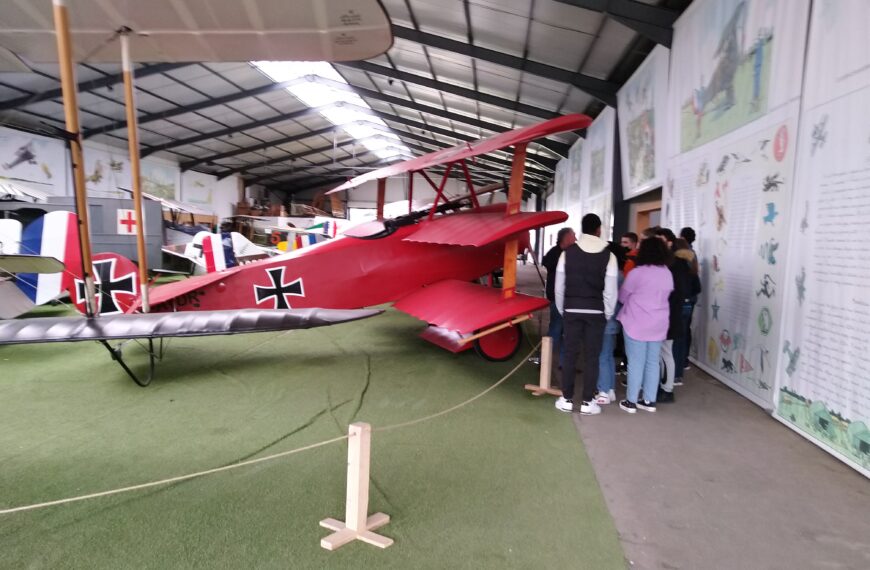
left=393, top=279, right=548, bottom=334
left=0, top=254, right=64, bottom=275
left=403, top=210, right=567, bottom=247
left=0, top=308, right=382, bottom=345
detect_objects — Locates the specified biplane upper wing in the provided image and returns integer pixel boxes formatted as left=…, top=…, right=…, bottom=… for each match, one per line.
left=327, top=114, right=591, bottom=193
left=0, top=308, right=382, bottom=345
left=393, top=279, right=548, bottom=335
left=403, top=210, right=568, bottom=247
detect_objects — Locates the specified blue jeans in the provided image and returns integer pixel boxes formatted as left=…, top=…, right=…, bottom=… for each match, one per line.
left=547, top=303, right=565, bottom=368
left=598, top=331, right=616, bottom=394
left=673, top=304, right=693, bottom=376
left=624, top=331, right=663, bottom=404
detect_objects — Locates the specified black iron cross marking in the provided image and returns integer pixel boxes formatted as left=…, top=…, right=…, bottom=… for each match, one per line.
left=254, top=267, right=304, bottom=309
left=75, top=258, right=136, bottom=315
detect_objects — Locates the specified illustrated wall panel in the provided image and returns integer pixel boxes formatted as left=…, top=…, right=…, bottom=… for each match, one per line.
left=618, top=45, right=669, bottom=199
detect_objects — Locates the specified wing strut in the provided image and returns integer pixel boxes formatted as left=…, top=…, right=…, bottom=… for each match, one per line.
left=502, top=143, right=528, bottom=299
left=459, top=160, right=480, bottom=209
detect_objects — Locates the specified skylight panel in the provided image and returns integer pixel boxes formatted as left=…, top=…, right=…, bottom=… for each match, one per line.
left=252, top=61, right=411, bottom=162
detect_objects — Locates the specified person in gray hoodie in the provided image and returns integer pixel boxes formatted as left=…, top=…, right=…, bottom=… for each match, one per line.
left=554, top=214, right=618, bottom=415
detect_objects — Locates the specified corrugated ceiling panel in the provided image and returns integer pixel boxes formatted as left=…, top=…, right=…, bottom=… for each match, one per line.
left=527, top=22, right=590, bottom=72
left=409, top=0, right=467, bottom=41
left=533, top=0, right=603, bottom=34
left=468, top=3, right=528, bottom=57
left=145, top=82, right=210, bottom=106
left=517, top=79, right=566, bottom=111
left=561, top=87, right=594, bottom=114
left=380, top=0, right=413, bottom=27
left=580, top=18, right=637, bottom=80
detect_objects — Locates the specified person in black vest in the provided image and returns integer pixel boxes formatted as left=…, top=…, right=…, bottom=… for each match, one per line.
left=542, top=227, right=576, bottom=369
left=554, top=214, right=618, bottom=415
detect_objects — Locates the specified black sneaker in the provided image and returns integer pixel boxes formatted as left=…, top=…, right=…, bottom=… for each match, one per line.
left=674, top=378, right=684, bottom=387
left=619, top=400, right=637, bottom=414
left=658, top=389, right=675, bottom=403
left=637, top=400, right=657, bottom=412
left=620, top=377, right=628, bottom=387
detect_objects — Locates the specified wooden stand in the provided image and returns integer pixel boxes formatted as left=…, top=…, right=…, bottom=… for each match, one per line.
left=524, top=336, right=562, bottom=397
left=320, top=423, right=393, bottom=550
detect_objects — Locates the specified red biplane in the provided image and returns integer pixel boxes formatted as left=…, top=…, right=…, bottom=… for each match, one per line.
left=51, top=114, right=589, bottom=361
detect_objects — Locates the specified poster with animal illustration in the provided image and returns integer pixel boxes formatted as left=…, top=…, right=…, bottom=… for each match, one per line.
left=617, top=45, right=669, bottom=199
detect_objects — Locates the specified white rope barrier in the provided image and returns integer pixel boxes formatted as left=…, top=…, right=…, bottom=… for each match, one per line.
left=0, top=341, right=541, bottom=516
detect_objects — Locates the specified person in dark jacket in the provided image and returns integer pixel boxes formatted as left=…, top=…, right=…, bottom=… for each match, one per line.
left=654, top=228, right=693, bottom=402
left=672, top=238, right=702, bottom=385
left=542, top=228, right=576, bottom=369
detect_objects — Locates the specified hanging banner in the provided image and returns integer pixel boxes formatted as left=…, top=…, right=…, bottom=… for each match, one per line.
left=668, top=0, right=808, bottom=155
left=580, top=106, right=615, bottom=239
left=618, top=45, right=669, bottom=199
left=775, top=0, right=870, bottom=476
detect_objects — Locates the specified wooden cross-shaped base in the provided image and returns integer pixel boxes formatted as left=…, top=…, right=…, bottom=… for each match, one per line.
left=524, top=336, right=563, bottom=397
left=320, top=423, right=393, bottom=551
left=320, top=512, right=393, bottom=550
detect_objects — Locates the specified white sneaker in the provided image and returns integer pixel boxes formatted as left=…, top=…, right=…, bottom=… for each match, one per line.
left=555, top=396, right=573, bottom=412
left=579, top=400, right=602, bottom=415
left=608, top=389, right=616, bottom=401
left=594, top=391, right=612, bottom=405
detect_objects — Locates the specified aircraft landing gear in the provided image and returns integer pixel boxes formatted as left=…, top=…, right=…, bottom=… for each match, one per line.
left=473, top=324, right=522, bottom=362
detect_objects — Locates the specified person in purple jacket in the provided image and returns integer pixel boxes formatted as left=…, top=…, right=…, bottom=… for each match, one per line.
left=617, top=238, right=674, bottom=413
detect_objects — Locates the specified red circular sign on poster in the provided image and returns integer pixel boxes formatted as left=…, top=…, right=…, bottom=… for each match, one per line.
left=773, top=125, right=788, bottom=162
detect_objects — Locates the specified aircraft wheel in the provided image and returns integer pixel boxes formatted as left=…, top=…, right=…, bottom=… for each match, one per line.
left=473, top=324, right=522, bottom=362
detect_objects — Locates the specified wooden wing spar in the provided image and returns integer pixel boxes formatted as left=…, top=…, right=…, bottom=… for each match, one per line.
left=327, top=114, right=592, bottom=193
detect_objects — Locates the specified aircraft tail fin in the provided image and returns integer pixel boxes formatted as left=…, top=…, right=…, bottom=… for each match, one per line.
left=16, top=211, right=80, bottom=305
left=184, top=231, right=229, bottom=273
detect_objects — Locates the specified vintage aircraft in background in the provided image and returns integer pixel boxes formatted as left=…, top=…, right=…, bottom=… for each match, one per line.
left=18, top=114, right=589, bottom=364
left=0, top=0, right=396, bottom=386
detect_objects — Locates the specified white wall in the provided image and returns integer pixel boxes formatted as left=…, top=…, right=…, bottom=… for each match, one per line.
left=0, top=125, right=243, bottom=220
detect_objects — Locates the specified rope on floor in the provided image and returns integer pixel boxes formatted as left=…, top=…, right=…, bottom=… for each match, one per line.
left=0, top=341, right=541, bottom=516
left=376, top=341, right=541, bottom=433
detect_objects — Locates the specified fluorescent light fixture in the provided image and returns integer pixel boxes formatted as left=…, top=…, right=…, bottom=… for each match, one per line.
left=252, top=61, right=410, bottom=160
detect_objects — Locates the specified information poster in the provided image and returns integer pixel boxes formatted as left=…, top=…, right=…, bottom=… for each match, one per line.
left=775, top=0, right=870, bottom=476
left=667, top=108, right=797, bottom=409
left=618, top=45, right=669, bottom=199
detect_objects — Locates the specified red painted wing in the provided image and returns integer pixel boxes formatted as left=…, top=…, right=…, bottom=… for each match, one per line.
left=327, top=114, right=591, bottom=193
left=404, top=210, right=567, bottom=247
left=393, top=279, right=548, bottom=334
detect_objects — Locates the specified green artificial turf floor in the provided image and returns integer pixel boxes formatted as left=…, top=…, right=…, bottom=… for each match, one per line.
left=0, top=305, right=624, bottom=569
